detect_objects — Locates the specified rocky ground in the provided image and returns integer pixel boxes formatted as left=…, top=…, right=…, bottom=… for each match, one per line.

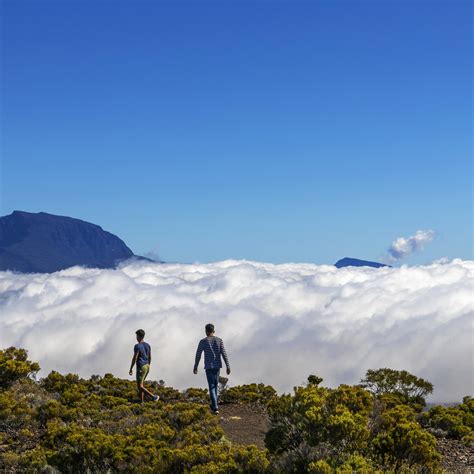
left=218, top=403, right=474, bottom=472
left=437, top=437, right=474, bottom=472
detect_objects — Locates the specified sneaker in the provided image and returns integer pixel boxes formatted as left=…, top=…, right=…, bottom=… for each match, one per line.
left=152, top=395, right=160, bottom=401
left=214, top=410, right=220, bottom=415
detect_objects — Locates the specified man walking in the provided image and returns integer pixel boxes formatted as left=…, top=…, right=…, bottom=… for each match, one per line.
left=193, top=323, right=231, bottom=414
left=129, top=329, right=159, bottom=403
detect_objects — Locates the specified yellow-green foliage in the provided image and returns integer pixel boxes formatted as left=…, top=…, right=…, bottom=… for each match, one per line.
left=360, top=368, right=433, bottom=412
left=0, top=349, right=450, bottom=472
left=419, top=396, right=474, bottom=444
left=308, top=459, right=332, bottom=473
left=371, top=405, right=440, bottom=470
left=265, top=375, right=440, bottom=472
left=0, top=347, right=40, bottom=388
left=182, top=387, right=209, bottom=404
left=221, top=383, right=277, bottom=404
left=0, top=349, right=268, bottom=472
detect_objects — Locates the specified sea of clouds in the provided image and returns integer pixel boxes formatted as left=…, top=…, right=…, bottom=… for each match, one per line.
left=0, top=259, right=472, bottom=402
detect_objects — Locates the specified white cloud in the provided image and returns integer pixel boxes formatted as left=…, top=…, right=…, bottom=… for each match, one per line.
left=0, top=259, right=472, bottom=402
left=388, top=229, right=436, bottom=261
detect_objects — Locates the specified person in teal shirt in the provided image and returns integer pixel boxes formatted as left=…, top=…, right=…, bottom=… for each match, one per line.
left=129, top=329, right=159, bottom=403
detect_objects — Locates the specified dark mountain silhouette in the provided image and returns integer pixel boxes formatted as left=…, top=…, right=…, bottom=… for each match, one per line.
left=335, top=257, right=389, bottom=269
left=0, top=211, right=148, bottom=273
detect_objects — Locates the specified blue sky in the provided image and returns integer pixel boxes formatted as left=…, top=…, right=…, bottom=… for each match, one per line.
left=1, top=0, right=472, bottom=264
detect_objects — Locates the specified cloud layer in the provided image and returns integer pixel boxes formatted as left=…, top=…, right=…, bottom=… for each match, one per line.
left=388, top=230, right=436, bottom=261
left=0, top=259, right=472, bottom=402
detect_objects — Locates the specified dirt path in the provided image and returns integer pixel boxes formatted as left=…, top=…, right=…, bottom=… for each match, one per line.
left=218, top=403, right=269, bottom=449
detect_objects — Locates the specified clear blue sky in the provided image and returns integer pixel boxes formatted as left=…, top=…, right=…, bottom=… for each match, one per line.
left=1, top=0, right=472, bottom=264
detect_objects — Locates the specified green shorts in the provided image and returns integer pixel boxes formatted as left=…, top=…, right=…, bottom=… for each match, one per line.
left=136, top=364, right=150, bottom=384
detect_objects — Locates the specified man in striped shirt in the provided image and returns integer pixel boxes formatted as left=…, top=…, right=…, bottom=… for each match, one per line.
left=193, top=323, right=231, bottom=414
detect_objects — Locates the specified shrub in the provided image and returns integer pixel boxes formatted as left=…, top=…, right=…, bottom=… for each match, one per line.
left=360, top=368, right=433, bottom=411
left=419, top=396, right=473, bottom=441
left=0, top=347, right=40, bottom=389
left=221, top=383, right=277, bottom=404
left=266, top=380, right=375, bottom=471
left=0, top=348, right=270, bottom=472
left=266, top=374, right=440, bottom=472
left=0, top=350, right=447, bottom=473
left=371, top=404, right=440, bottom=470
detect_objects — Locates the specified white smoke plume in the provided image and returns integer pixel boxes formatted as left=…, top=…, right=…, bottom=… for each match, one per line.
left=0, top=259, right=472, bottom=402
left=388, top=230, right=436, bottom=261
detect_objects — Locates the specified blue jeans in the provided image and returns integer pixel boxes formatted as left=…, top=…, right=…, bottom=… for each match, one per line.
left=205, top=368, right=220, bottom=411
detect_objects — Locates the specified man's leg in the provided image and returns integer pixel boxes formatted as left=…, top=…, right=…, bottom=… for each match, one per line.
left=212, top=369, right=220, bottom=411
left=136, top=380, right=143, bottom=402
left=206, top=369, right=220, bottom=412
left=137, top=365, right=156, bottom=401
left=136, top=366, right=145, bottom=402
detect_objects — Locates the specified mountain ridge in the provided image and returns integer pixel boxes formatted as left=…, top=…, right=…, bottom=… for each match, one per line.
left=334, top=257, right=389, bottom=268
left=0, top=210, right=146, bottom=273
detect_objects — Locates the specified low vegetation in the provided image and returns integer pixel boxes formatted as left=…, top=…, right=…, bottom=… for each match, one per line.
left=0, top=347, right=471, bottom=472
left=419, top=396, right=473, bottom=444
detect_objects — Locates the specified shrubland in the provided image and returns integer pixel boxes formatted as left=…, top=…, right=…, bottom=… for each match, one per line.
left=0, top=347, right=471, bottom=472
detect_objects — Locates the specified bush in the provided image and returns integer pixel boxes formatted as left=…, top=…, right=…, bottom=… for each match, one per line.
left=419, top=396, right=473, bottom=442
left=371, top=405, right=440, bottom=470
left=266, top=373, right=440, bottom=472
left=221, top=383, right=277, bottom=404
left=266, top=378, right=375, bottom=471
left=0, top=348, right=269, bottom=472
left=360, top=368, right=433, bottom=411
left=0, top=347, right=40, bottom=389
left=0, top=351, right=448, bottom=473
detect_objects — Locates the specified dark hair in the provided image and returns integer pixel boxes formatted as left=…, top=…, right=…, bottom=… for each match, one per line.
left=135, top=329, right=145, bottom=339
left=205, top=323, right=215, bottom=334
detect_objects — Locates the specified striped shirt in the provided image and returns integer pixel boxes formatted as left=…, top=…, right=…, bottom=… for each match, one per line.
left=194, top=336, right=230, bottom=371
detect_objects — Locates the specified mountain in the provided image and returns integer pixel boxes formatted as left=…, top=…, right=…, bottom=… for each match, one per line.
left=334, top=257, right=389, bottom=269
left=0, top=211, right=146, bottom=273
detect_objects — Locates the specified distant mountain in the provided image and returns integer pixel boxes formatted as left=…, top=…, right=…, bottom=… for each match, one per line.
left=0, top=211, right=149, bottom=273
left=334, top=257, right=389, bottom=269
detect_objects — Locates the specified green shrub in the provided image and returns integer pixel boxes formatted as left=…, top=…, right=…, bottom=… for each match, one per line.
left=0, top=348, right=269, bottom=472
left=221, top=383, right=277, bottom=404
left=419, top=396, right=473, bottom=441
left=360, top=368, right=433, bottom=411
left=266, top=379, right=375, bottom=471
left=0, top=350, right=447, bottom=473
left=182, top=387, right=208, bottom=404
left=266, top=373, right=440, bottom=472
left=0, top=347, right=40, bottom=389
left=371, top=405, right=440, bottom=470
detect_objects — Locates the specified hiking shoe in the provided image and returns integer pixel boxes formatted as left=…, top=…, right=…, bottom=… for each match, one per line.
left=152, top=395, right=160, bottom=401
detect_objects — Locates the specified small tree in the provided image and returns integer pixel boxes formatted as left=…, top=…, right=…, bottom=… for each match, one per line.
left=371, top=405, right=440, bottom=470
left=0, top=347, right=40, bottom=389
left=307, top=375, right=323, bottom=387
left=360, top=368, right=433, bottom=410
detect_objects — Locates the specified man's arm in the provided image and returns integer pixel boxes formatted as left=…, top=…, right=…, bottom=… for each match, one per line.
left=193, top=340, right=203, bottom=374
left=129, top=351, right=139, bottom=376
left=221, top=340, right=231, bottom=375
left=148, top=346, right=152, bottom=365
